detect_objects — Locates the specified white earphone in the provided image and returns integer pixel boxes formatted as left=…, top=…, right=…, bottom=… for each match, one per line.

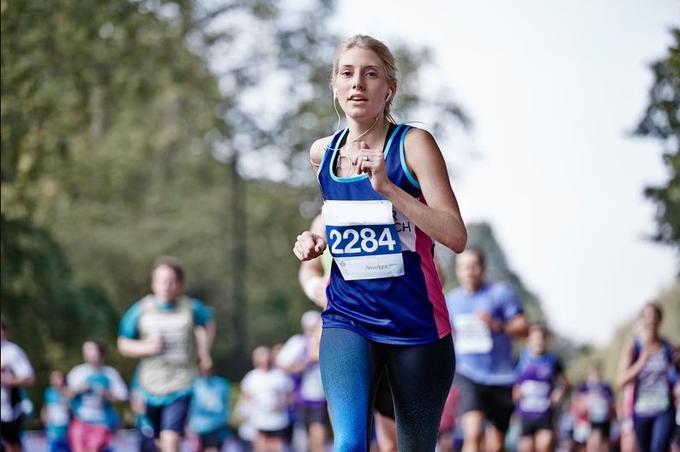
left=333, top=88, right=338, bottom=98
left=386, top=89, right=392, bottom=101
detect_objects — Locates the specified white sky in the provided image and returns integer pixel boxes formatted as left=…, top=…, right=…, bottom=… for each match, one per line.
left=329, top=0, right=678, bottom=345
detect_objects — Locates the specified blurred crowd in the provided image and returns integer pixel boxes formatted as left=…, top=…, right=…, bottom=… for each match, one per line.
left=1, top=251, right=678, bottom=452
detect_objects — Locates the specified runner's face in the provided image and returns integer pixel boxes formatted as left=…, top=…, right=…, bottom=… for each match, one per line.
left=455, top=251, right=484, bottom=291
left=50, top=371, right=65, bottom=388
left=640, top=305, right=661, bottom=333
left=82, top=341, right=103, bottom=365
left=528, top=328, right=546, bottom=354
left=151, top=265, right=182, bottom=301
left=589, top=367, right=602, bottom=382
left=252, top=346, right=271, bottom=370
left=334, top=47, right=391, bottom=122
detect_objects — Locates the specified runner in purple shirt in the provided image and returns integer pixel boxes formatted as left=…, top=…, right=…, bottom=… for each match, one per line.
left=575, top=363, right=615, bottom=451
left=514, top=324, right=570, bottom=452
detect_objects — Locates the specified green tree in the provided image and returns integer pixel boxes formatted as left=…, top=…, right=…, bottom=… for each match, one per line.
left=635, top=28, right=680, bottom=257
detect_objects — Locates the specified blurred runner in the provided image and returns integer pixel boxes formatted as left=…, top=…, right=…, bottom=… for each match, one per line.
left=41, top=370, right=72, bottom=452
left=67, top=339, right=128, bottom=452
left=234, top=391, right=257, bottom=451
left=240, top=346, right=294, bottom=452
left=130, top=370, right=158, bottom=452
left=618, top=302, right=678, bottom=452
left=118, top=256, right=215, bottom=452
left=189, top=367, right=231, bottom=452
left=574, top=363, right=615, bottom=452
left=1, top=319, right=35, bottom=452
left=514, top=324, right=570, bottom=452
left=276, top=310, right=328, bottom=452
left=617, top=383, right=637, bottom=452
left=445, top=247, right=528, bottom=452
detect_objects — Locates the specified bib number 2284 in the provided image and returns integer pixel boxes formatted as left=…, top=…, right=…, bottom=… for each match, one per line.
left=328, top=226, right=397, bottom=255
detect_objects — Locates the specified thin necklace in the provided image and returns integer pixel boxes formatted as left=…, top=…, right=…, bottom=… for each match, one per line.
left=336, top=116, right=385, bottom=172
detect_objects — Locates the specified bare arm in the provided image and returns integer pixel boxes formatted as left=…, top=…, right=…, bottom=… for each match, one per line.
left=293, top=139, right=332, bottom=262
left=504, top=314, right=529, bottom=338
left=195, top=321, right=214, bottom=372
left=478, top=312, right=529, bottom=338
left=298, top=214, right=329, bottom=308
left=551, top=371, right=571, bottom=405
left=0, top=374, right=34, bottom=388
left=617, top=340, right=647, bottom=388
left=117, top=336, right=162, bottom=359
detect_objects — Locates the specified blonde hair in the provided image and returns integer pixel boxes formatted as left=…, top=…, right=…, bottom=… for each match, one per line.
left=331, top=35, right=399, bottom=123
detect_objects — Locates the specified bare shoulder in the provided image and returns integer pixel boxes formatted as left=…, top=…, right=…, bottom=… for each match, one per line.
left=403, top=126, right=445, bottom=172
left=310, top=135, right=334, bottom=165
left=403, top=126, right=438, bottom=151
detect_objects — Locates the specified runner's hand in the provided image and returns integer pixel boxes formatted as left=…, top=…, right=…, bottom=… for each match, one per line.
left=144, top=336, right=163, bottom=357
left=293, top=231, right=327, bottom=261
left=352, top=140, right=393, bottom=194
left=477, top=311, right=503, bottom=333
left=198, top=354, right=213, bottom=374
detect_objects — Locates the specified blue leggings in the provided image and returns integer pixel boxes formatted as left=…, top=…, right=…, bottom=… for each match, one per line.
left=633, top=409, right=675, bottom=452
left=320, top=328, right=455, bottom=451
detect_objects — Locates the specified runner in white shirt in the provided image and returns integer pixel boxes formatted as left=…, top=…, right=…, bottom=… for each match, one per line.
left=0, top=319, right=34, bottom=452
left=241, top=346, right=294, bottom=452
left=67, top=339, right=128, bottom=452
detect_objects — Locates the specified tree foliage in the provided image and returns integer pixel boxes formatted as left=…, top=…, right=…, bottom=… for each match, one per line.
left=635, top=28, right=680, bottom=256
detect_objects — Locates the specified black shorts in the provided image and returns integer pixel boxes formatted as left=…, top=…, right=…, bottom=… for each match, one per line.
left=297, top=403, right=329, bottom=429
left=373, top=371, right=395, bottom=420
left=146, top=394, right=192, bottom=438
left=198, top=428, right=227, bottom=450
left=520, top=412, right=555, bottom=437
left=0, top=417, right=23, bottom=445
left=454, top=373, right=514, bottom=433
left=590, top=420, right=610, bottom=438
left=258, top=426, right=291, bottom=440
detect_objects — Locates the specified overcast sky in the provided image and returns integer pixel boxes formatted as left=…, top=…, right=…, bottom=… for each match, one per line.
left=328, top=0, right=678, bottom=345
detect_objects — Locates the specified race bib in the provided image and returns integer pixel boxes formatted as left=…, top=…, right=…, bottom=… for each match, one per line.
left=161, top=331, right=190, bottom=363
left=453, top=314, right=492, bottom=354
left=47, top=403, right=69, bottom=427
left=588, top=395, right=609, bottom=422
left=635, top=387, right=670, bottom=415
left=519, top=380, right=551, bottom=414
left=323, top=200, right=404, bottom=281
left=79, top=393, right=105, bottom=423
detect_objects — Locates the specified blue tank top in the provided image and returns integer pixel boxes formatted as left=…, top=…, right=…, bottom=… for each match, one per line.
left=317, top=124, right=450, bottom=345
